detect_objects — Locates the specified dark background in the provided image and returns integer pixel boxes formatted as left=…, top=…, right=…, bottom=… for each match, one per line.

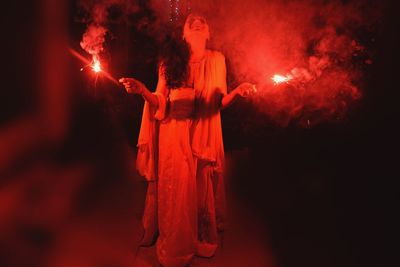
left=1, top=0, right=398, bottom=267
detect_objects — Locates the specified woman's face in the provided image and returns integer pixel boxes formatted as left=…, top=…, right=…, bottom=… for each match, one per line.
left=183, top=14, right=210, bottom=44
left=187, top=15, right=207, bottom=31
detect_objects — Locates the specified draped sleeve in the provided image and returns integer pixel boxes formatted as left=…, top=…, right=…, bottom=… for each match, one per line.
left=136, top=66, right=168, bottom=181
left=214, top=52, right=227, bottom=97
left=191, top=50, right=227, bottom=173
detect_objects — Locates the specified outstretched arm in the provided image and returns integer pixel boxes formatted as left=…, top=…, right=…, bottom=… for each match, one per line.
left=119, top=65, right=169, bottom=109
left=221, top=83, right=257, bottom=109
left=119, top=77, right=160, bottom=108
left=215, top=53, right=256, bottom=109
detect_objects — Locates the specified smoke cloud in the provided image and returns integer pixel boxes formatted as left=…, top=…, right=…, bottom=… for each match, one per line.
left=78, top=0, right=140, bottom=58
left=80, top=24, right=107, bottom=56
left=206, top=0, right=382, bottom=126
left=76, top=0, right=383, bottom=126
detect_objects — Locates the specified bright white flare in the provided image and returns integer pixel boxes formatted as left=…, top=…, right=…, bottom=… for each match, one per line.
left=92, top=57, right=102, bottom=73
left=272, top=74, right=292, bottom=85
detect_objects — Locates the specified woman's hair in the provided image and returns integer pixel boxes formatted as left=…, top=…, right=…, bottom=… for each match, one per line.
left=159, top=29, right=191, bottom=89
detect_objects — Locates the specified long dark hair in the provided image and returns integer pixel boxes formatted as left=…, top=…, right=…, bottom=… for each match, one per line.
left=159, top=29, right=191, bottom=89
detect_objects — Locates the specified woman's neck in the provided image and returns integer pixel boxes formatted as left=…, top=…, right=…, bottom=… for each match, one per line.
left=189, top=41, right=206, bottom=62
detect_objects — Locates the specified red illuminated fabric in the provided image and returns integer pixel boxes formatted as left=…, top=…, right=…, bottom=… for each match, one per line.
left=137, top=50, right=227, bottom=266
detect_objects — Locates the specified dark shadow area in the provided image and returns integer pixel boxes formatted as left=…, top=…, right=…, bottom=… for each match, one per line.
left=1, top=0, right=398, bottom=267
left=222, top=1, right=399, bottom=266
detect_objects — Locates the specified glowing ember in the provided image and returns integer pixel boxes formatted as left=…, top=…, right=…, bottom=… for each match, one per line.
left=92, top=57, right=102, bottom=73
left=272, top=74, right=292, bottom=85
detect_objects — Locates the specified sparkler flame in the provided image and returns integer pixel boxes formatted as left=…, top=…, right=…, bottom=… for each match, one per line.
left=91, top=57, right=102, bottom=73
left=272, top=74, right=292, bottom=85
left=69, top=48, right=122, bottom=86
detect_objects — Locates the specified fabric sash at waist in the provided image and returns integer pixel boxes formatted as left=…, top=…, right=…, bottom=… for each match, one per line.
left=167, top=99, right=194, bottom=120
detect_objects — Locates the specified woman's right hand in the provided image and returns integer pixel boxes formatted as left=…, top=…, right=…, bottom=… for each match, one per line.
left=119, top=77, right=146, bottom=94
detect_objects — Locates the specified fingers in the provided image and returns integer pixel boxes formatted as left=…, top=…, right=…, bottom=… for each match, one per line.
left=119, top=78, right=130, bottom=89
left=124, top=84, right=132, bottom=91
left=238, top=83, right=257, bottom=97
left=119, top=77, right=135, bottom=93
left=119, top=77, right=135, bottom=84
left=119, top=78, right=143, bottom=94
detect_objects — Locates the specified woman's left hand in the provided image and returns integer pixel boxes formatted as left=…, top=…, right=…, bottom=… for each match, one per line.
left=235, top=82, right=257, bottom=98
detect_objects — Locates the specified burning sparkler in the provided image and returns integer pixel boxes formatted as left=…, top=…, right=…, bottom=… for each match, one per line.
left=79, top=55, right=102, bottom=73
left=271, top=74, right=293, bottom=85
left=75, top=23, right=120, bottom=85
left=91, top=56, right=102, bottom=73
left=69, top=48, right=120, bottom=86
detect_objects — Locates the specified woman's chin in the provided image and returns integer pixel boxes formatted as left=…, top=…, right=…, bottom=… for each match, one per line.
left=186, top=35, right=208, bottom=44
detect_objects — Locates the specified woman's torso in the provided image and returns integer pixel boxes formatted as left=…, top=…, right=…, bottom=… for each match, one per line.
left=165, top=87, right=195, bottom=121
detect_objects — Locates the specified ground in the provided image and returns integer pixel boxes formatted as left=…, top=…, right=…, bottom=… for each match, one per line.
left=1, top=147, right=275, bottom=267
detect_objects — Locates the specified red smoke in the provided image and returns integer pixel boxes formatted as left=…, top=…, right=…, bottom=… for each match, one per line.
left=78, top=0, right=140, bottom=24
left=77, top=0, right=382, bottom=126
left=80, top=24, right=107, bottom=56
left=78, top=0, right=140, bottom=64
left=207, top=0, right=382, bottom=126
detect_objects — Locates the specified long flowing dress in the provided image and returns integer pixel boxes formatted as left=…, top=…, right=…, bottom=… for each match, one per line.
left=137, top=70, right=197, bottom=266
left=136, top=50, right=227, bottom=266
left=157, top=88, right=198, bottom=266
left=190, top=50, right=227, bottom=257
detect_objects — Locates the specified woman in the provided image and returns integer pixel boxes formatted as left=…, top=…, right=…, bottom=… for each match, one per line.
left=120, top=14, right=255, bottom=267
